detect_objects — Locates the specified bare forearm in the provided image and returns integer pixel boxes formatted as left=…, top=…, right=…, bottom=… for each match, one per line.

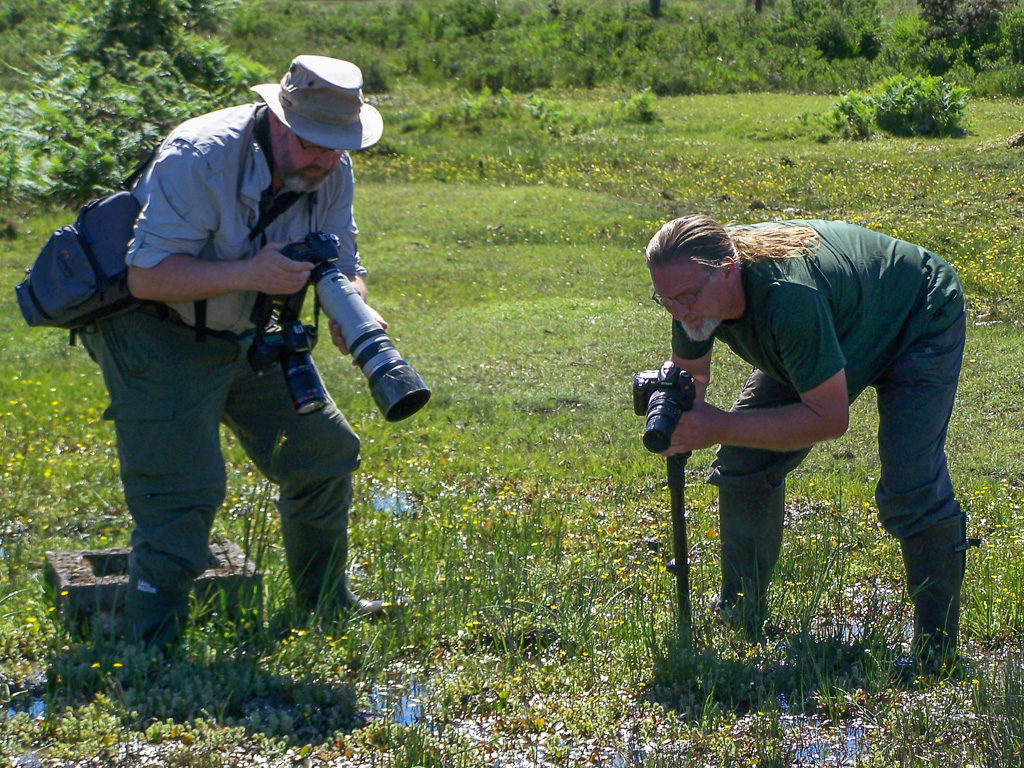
left=128, top=255, right=256, bottom=302
left=711, top=403, right=848, bottom=452
left=129, top=247, right=314, bottom=302
left=667, top=370, right=850, bottom=457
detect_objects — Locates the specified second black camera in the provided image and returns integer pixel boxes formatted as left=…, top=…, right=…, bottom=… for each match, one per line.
left=632, top=361, right=696, bottom=453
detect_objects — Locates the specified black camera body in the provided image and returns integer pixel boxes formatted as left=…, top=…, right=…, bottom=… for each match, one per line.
left=251, top=232, right=431, bottom=421
left=248, top=318, right=327, bottom=414
left=248, top=240, right=326, bottom=414
left=632, top=361, right=696, bottom=453
left=280, top=231, right=339, bottom=278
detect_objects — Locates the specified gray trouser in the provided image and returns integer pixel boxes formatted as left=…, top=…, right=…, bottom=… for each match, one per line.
left=708, top=312, right=966, bottom=540
left=81, top=309, right=361, bottom=593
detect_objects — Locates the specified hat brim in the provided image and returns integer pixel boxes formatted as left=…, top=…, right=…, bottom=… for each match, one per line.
left=252, top=83, right=383, bottom=151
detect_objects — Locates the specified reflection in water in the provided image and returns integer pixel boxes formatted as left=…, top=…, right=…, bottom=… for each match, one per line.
left=361, top=679, right=871, bottom=765
left=7, top=696, right=46, bottom=768
left=7, top=696, right=46, bottom=720
left=790, top=717, right=869, bottom=765
left=778, top=693, right=870, bottom=765
left=371, top=489, right=415, bottom=519
left=366, top=677, right=427, bottom=726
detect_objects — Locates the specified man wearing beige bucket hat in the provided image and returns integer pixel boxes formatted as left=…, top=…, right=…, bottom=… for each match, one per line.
left=80, top=55, right=391, bottom=647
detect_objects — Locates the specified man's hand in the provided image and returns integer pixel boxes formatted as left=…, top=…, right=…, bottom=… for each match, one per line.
left=330, top=305, right=388, bottom=356
left=664, top=399, right=725, bottom=456
left=244, top=242, right=313, bottom=295
left=663, top=370, right=850, bottom=456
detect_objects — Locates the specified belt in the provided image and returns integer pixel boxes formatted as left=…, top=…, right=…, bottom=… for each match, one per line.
left=134, top=302, right=248, bottom=342
left=135, top=301, right=188, bottom=325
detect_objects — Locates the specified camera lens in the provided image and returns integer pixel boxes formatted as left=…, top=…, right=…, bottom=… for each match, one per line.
left=313, top=268, right=430, bottom=421
left=643, top=390, right=684, bottom=452
left=282, top=351, right=328, bottom=414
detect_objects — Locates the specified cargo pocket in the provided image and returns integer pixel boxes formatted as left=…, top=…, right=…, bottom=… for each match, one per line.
left=104, top=397, right=181, bottom=493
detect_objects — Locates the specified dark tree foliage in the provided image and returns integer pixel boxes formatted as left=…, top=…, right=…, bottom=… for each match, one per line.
left=918, top=0, right=959, bottom=32
left=4, top=0, right=262, bottom=205
left=71, top=0, right=185, bottom=63
left=959, top=0, right=1005, bottom=47
left=916, top=0, right=1006, bottom=70
left=918, top=0, right=1005, bottom=40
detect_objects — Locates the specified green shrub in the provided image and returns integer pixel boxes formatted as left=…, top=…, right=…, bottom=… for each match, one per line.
left=972, top=62, right=1024, bottom=96
left=525, top=94, right=566, bottom=135
left=226, top=2, right=278, bottom=42
left=824, top=73, right=969, bottom=139
left=435, top=0, right=500, bottom=37
left=789, top=0, right=884, bottom=60
left=827, top=91, right=875, bottom=139
left=959, top=0, right=1005, bottom=55
left=0, top=93, right=49, bottom=202
left=616, top=88, right=660, bottom=124
left=872, top=73, right=969, bottom=136
left=214, top=0, right=922, bottom=98
left=881, top=12, right=931, bottom=71
left=815, top=10, right=859, bottom=60
left=466, top=57, right=551, bottom=92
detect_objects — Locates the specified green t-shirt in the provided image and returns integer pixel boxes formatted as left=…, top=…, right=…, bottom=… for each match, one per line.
left=672, top=220, right=964, bottom=396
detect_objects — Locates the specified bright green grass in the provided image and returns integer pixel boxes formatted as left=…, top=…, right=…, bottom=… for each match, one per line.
left=2, top=89, right=1024, bottom=766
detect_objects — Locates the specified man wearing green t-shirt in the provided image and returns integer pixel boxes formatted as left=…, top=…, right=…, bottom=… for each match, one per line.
left=644, top=214, right=970, bottom=665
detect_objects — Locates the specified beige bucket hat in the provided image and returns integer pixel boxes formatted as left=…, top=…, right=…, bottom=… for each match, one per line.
left=252, top=55, right=383, bottom=150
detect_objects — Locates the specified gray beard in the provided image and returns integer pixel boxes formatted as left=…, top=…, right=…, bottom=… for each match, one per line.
left=281, top=172, right=326, bottom=193
left=681, top=317, right=721, bottom=342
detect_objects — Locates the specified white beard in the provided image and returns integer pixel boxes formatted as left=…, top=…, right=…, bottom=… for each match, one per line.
left=680, top=317, right=721, bottom=342
left=281, top=172, right=326, bottom=193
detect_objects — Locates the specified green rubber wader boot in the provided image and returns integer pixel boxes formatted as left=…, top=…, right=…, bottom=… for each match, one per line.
left=123, top=573, right=191, bottom=649
left=280, top=518, right=383, bottom=619
left=718, top=484, right=785, bottom=636
left=899, top=517, right=965, bottom=669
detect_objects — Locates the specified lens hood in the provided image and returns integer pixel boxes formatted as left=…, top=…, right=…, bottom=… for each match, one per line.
left=371, top=363, right=432, bottom=421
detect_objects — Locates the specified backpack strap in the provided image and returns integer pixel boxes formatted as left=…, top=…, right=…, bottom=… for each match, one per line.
left=248, top=106, right=306, bottom=246
left=194, top=300, right=208, bottom=342
left=249, top=189, right=304, bottom=246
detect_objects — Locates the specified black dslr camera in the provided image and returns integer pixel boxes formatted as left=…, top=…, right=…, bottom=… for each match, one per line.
left=250, top=232, right=431, bottom=421
left=632, top=361, right=696, bottom=453
left=248, top=240, right=328, bottom=414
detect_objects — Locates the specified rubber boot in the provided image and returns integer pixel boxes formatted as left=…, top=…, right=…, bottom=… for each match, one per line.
left=899, top=517, right=965, bottom=669
left=123, top=572, right=191, bottom=649
left=279, top=517, right=383, bottom=618
left=717, top=483, right=785, bottom=636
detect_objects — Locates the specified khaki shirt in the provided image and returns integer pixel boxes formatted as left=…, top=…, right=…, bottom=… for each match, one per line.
left=127, top=104, right=365, bottom=334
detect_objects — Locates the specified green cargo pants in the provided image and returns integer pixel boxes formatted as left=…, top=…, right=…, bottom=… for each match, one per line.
left=81, top=308, right=361, bottom=643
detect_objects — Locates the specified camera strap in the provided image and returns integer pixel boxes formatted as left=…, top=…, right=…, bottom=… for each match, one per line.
left=194, top=107, right=308, bottom=342
left=248, top=106, right=308, bottom=248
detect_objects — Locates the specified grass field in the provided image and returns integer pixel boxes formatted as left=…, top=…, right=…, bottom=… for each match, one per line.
left=2, top=83, right=1024, bottom=764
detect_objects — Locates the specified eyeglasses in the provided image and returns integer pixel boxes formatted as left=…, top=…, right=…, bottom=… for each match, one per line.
left=650, top=271, right=712, bottom=308
left=295, top=134, right=344, bottom=158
